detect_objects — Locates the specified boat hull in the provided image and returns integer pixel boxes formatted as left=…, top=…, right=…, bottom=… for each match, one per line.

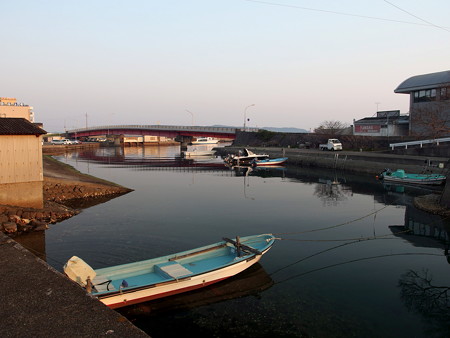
left=65, top=234, right=275, bottom=309
left=191, top=138, right=219, bottom=145
left=101, top=251, right=268, bottom=309
left=253, top=157, right=288, bottom=166
left=381, top=175, right=445, bottom=185
left=379, top=169, right=446, bottom=186
left=183, top=151, right=216, bottom=157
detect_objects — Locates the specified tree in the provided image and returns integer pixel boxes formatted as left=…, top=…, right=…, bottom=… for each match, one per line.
left=410, top=102, right=450, bottom=138
left=314, top=120, right=350, bottom=135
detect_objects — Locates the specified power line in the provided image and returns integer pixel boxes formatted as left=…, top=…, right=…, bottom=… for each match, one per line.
left=383, top=0, right=450, bottom=33
left=243, top=0, right=449, bottom=30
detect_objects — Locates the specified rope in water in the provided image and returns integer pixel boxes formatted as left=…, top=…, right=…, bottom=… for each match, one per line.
left=272, top=252, right=444, bottom=285
left=273, top=204, right=390, bottom=236
left=274, top=228, right=412, bottom=242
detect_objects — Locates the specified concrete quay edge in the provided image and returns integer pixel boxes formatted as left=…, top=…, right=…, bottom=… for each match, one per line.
left=0, top=232, right=149, bottom=337
left=217, top=147, right=449, bottom=175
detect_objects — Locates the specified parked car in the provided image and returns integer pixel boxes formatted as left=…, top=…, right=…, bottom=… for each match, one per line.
left=51, top=139, right=71, bottom=145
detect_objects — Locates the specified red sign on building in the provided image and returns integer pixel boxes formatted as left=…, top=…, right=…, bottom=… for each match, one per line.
left=355, top=125, right=380, bottom=133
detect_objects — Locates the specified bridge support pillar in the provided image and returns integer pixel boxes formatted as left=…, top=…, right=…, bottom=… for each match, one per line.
left=175, top=135, right=193, bottom=151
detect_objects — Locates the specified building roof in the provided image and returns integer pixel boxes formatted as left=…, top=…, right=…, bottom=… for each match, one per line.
left=394, top=70, right=450, bottom=93
left=0, top=118, right=47, bottom=135
left=355, top=115, right=409, bottom=125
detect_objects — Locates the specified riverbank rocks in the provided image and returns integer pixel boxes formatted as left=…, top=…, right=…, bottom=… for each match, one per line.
left=43, top=181, right=130, bottom=202
left=2, top=222, right=17, bottom=234
left=413, top=194, right=450, bottom=217
left=1, top=181, right=132, bottom=236
left=0, top=202, right=79, bottom=236
left=0, top=155, right=134, bottom=236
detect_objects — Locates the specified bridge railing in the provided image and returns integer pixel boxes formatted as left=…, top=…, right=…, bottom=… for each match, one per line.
left=68, top=125, right=259, bottom=134
left=389, top=136, right=450, bottom=150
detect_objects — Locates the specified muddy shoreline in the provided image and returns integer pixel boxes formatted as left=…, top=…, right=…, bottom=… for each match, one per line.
left=0, top=156, right=133, bottom=236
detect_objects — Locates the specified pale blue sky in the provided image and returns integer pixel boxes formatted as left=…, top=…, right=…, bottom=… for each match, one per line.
left=1, top=0, right=449, bottom=132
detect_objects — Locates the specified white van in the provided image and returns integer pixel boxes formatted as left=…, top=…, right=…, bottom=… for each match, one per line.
left=51, top=139, right=71, bottom=145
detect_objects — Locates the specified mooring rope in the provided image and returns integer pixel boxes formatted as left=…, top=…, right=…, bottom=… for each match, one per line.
left=274, top=228, right=412, bottom=243
left=273, top=204, right=390, bottom=236
left=273, top=252, right=444, bottom=285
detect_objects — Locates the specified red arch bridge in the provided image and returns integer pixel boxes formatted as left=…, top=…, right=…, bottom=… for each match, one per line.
left=67, top=125, right=258, bottom=149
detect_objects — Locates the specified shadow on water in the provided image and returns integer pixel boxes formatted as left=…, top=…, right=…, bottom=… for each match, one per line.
left=118, top=263, right=273, bottom=316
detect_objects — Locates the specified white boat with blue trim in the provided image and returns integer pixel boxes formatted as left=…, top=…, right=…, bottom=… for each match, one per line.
left=64, top=234, right=275, bottom=309
left=251, top=157, right=288, bottom=167
left=377, top=169, right=446, bottom=186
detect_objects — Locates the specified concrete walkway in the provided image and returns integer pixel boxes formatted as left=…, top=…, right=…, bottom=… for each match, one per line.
left=0, top=233, right=149, bottom=337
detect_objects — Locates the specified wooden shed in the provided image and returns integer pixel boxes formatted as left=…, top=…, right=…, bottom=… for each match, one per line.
left=0, top=118, right=47, bottom=208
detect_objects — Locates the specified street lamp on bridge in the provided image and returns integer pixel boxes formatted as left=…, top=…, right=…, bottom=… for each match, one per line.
left=185, top=109, right=194, bottom=126
left=243, top=104, right=255, bottom=132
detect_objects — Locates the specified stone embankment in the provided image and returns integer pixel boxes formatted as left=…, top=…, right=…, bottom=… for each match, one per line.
left=1, top=156, right=133, bottom=236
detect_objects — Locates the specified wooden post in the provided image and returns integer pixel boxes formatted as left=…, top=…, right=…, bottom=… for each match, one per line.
left=236, top=236, right=241, bottom=257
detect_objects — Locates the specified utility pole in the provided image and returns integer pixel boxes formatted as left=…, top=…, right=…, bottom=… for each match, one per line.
left=375, top=102, right=380, bottom=113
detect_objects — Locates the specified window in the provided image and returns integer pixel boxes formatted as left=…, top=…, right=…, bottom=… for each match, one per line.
left=413, top=88, right=436, bottom=102
left=440, top=87, right=450, bottom=100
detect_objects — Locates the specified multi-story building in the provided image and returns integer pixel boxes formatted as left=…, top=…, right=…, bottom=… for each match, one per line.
left=394, top=70, right=450, bottom=137
left=0, top=97, right=35, bottom=122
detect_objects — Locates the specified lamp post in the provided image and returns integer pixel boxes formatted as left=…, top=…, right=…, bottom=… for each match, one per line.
left=185, top=109, right=194, bottom=126
left=243, top=104, right=255, bottom=131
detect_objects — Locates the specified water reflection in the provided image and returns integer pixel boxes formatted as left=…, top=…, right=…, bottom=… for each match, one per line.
left=118, top=263, right=273, bottom=317
left=314, top=178, right=353, bottom=207
left=14, top=230, right=46, bottom=261
left=73, top=146, right=226, bottom=169
left=44, top=146, right=450, bottom=337
left=399, top=269, right=450, bottom=335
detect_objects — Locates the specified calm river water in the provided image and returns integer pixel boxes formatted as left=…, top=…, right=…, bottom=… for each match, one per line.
left=36, top=146, right=450, bottom=337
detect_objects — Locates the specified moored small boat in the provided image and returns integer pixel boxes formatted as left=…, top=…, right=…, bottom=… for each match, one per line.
left=191, top=137, right=219, bottom=145
left=183, top=150, right=216, bottom=157
left=64, top=234, right=275, bottom=309
left=224, top=149, right=269, bottom=165
left=377, top=169, right=446, bottom=186
left=251, top=157, right=288, bottom=167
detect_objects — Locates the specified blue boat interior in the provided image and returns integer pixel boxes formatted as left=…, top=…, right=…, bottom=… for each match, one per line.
left=91, top=235, right=273, bottom=295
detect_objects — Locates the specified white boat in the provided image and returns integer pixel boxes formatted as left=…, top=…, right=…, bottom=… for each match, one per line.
left=191, top=137, right=219, bottom=145
left=64, top=234, right=275, bottom=309
left=183, top=149, right=216, bottom=157
left=377, top=169, right=446, bottom=186
left=224, top=149, right=269, bottom=165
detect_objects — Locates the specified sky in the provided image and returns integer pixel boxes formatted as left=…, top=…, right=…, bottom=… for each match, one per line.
left=1, top=0, right=449, bottom=133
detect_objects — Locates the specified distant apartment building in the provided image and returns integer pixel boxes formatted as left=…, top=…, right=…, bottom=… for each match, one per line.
left=353, top=110, right=409, bottom=137
left=0, top=97, right=35, bottom=122
left=394, top=70, right=450, bottom=137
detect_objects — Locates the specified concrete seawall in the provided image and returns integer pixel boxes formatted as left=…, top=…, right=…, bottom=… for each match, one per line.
left=0, top=232, right=149, bottom=337
left=216, top=147, right=449, bottom=176
left=0, top=155, right=146, bottom=337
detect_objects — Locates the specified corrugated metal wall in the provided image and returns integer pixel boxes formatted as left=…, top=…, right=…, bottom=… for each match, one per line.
left=0, top=135, right=43, bottom=184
